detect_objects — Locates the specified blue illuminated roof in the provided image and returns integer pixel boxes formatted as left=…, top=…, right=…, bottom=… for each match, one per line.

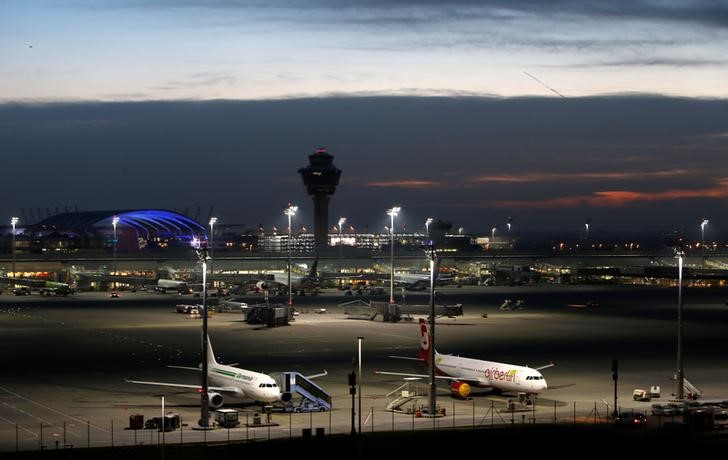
left=36, top=209, right=206, bottom=240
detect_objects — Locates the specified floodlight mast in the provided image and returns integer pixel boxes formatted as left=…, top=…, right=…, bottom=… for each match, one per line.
left=284, top=205, right=298, bottom=306
left=424, top=242, right=438, bottom=418
left=192, top=238, right=211, bottom=428
left=387, top=207, right=401, bottom=304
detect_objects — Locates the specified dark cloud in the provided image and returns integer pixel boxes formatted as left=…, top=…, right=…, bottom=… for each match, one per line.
left=1, top=95, right=727, bottom=233
left=99, top=0, right=728, bottom=29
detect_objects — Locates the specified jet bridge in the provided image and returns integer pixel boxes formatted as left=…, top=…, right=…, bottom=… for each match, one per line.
left=275, top=372, right=332, bottom=412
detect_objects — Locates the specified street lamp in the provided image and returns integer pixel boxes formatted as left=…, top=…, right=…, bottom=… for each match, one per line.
left=284, top=204, right=298, bottom=306
left=209, top=217, right=217, bottom=290
left=338, top=217, right=346, bottom=259
left=425, top=217, right=433, bottom=241
left=11, top=217, right=18, bottom=281
left=387, top=206, right=401, bottom=304
left=675, top=249, right=685, bottom=400
left=112, top=216, right=119, bottom=287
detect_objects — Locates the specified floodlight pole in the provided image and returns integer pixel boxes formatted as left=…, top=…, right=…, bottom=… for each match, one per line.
left=357, top=336, right=364, bottom=434
left=284, top=205, right=297, bottom=306
left=425, top=243, right=438, bottom=418
left=11, top=217, right=18, bottom=282
left=194, top=242, right=210, bottom=427
left=209, top=217, right=217, bottom=291
left=387, top=207, right=400, bottom=304
left=676, top=249, right=685, bottom=400
left=112, top=216, right=119, bottom=289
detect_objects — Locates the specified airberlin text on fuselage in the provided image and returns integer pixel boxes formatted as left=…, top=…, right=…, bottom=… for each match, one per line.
left=484, top=368, right=517, bottom=382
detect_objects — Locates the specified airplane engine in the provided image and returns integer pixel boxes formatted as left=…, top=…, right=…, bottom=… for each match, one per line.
left=281, top=392, right=292, bottom=403
left=208, top=392, right=224, bottom=409
left=450, top=381, right=471, bottom=399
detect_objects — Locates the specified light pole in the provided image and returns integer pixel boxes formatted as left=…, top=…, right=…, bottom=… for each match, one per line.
left=424, top=243, right=438, bottom=417
left=112, top=216, right=119, bottom=288
left=338, top=217, right=346, bottom=260
left=491, top=225, right=497, bottom=240
left=192, top=238, right=211, bottom=428
left=209, top=217, right=217, bottom=290
left=700, top=218, right=708, bottom=244
left=284, top=204, right=297, bottom=306
left=387, top=206, right=401, bottom=304
left=676, top=249, right=685, bottom=400
left=585, top=219, right=591, bottom=241
left=11, top=217, right=18, bottom=282
left=357, top=336, right=364, bottom=434
left=507, top=216, right=513, bottom=248
left=425, top=217, right=433, bottom=242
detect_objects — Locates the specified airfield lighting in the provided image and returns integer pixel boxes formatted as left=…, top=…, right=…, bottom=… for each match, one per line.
left=357, top=336, right=364, bottom=434
left=424, top=243, right=438, bottom=419
left=585, top=219, right=591, bottom=240
left=675, top=249, right=685, bottom=400
left=284, top=204, right=298, bottom=306
left=209, top=217, right=218, bottom=287
left=338, top=217, right=346, bottom=259
left=491, top=225, right=497, bottom=240
left=387, top=206, right=401, bottom=304
left=112, top=216, right=120, bottom=286
left=425, top=217, right=433, bottom=240
left=11, top=217, right=19, bottom=281
left=192, top=239, right=211, bottom=428
left=700, top=218, right=709, bottom=244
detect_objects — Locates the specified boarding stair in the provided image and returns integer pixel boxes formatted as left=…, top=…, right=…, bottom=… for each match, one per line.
left=277, top=372, right=332, bottom=412
left=385, top=382, right=422, bottom=412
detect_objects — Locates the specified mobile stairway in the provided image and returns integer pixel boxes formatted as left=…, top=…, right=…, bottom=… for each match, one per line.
left=276, top=372, right=332, bottom=412
left=385, top=382, right=423, bottom=412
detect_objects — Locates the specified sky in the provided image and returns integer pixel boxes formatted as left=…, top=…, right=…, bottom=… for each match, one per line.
left=1, top=1, right=728, bottom=237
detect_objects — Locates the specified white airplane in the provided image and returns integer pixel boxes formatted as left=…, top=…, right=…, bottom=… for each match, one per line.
left=377, top=318, right=551, bottom=401
left=126, top=337, right=284, bottom=408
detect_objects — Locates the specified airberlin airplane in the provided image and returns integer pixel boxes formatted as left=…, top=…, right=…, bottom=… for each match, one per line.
left=377, top=319, right=552, bottom=401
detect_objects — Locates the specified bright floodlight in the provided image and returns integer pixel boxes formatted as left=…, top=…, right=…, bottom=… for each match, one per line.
left=284, top=205, right=298, bottom=217
left=112, top=216, right=120, bottom=226
left=209, top=217, right=218, bottom=226
left=386, top=206, right=401, bottom=217
left=11, top=217, right=19, bottom=226
left=338, top=217, right=347, bottom=227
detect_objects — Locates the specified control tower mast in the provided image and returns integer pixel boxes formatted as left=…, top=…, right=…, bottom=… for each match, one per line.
left=298, top=148, right=342, bottom=255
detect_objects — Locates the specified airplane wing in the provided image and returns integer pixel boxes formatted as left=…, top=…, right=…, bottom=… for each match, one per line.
left=124, top=378, right=238, bottom=393
left=167, top=365, right=201, bottom=371
left=305, top=370, right=327, bottom=379
left=374, top=371, right=458, bottom=381
left=387, top=355, right=425, bottom=362
left=534, top=362, right=555, bottom=371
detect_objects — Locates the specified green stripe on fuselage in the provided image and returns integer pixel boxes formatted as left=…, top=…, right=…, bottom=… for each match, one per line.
left=212, top=368, right=236, bottom=378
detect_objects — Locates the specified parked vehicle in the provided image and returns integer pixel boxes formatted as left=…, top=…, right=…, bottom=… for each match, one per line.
left=633, top=388, right=651, bottom=402
left=615, top=411, right=648, bottom=427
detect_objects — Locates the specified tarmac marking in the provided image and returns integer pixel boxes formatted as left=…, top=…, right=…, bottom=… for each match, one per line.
left=0, top=415, right=38, bottom=439
left=0, top=385, right=110, bottom=434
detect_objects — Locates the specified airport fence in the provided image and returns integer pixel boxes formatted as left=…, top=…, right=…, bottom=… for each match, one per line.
left=1, top=398, right=700, bottom=453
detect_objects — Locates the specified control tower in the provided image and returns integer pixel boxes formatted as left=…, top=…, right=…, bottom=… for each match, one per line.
left=298, top=148, right=342, bottom=254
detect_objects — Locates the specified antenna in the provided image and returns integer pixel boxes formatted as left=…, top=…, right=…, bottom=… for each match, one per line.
left=523, top=71, right=566, bottom=98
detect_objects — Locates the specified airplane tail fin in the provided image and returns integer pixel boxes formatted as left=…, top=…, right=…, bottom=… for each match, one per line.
left=309, top=257, right=319, bottom=278
left=417, top=318, right=433, bottom=366
left=205, top=335, right=218, bottom=366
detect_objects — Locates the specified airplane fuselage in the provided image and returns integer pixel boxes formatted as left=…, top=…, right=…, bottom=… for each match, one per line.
left=208, top=363, right=280, bottom=403
left=434, top=353, right=547, bottom=394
